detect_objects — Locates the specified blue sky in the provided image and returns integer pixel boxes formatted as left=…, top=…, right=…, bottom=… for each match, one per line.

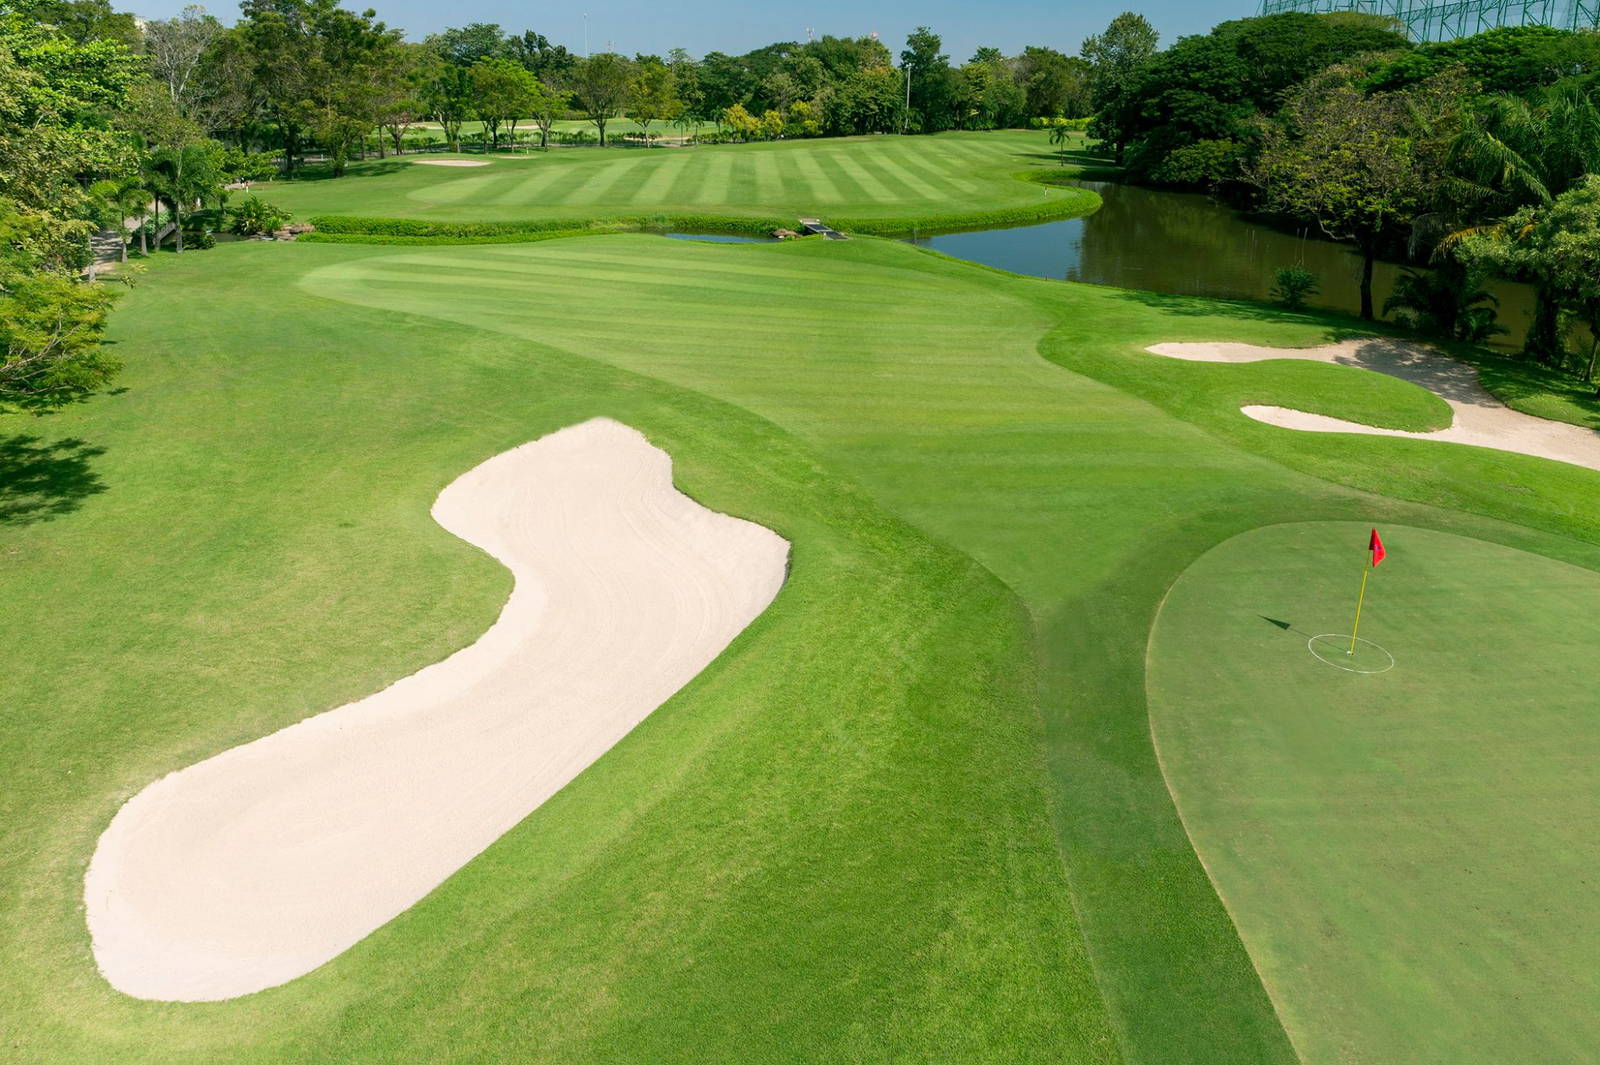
left=129, top=0, right=1246, bottom=59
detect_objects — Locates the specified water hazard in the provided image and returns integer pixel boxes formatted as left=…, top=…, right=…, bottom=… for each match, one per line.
left=911, top=180, right=1542, bottom=351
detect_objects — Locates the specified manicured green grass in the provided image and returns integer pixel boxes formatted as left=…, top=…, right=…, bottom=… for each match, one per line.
left=255, top=130, right=1096, bottom=233
left=6, top=233, right=1600, bottom=1064
left=1148, top=521, right=1600, bottom=1064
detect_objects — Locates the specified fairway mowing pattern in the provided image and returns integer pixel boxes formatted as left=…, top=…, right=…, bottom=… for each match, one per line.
left=258, top=131, right=1086, bottom=227
left=1148, top=522, right=1600, bottom=1065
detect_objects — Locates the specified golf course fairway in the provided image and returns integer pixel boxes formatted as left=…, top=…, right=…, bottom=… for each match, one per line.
left=1148, top=521, right=1600, bottom=1065
left=7, top=226, right=1600, bottom=1064
left=254, top=130, right=1097, bottom=231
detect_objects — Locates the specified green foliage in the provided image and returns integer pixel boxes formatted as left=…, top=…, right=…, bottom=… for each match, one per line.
left=569, top=51, right=633, bottom=146
left=0, top=203, right=119, bottom=410
left=1111, top=12, right=1408, bottom=182
left=1149, top=138, right=1249, bottom=191
left=469, top=56, right=538, bottom=150
left=228, top=196, right=290, bottom=235
left=1250, top=66, right=1465, bottom=317
left=1368, top=25, right=1600, bottom=96
left=1383, top=265, right=1504, bottom=343
left=1082, top=11, right=1160, bottom=162
left=1269, top=265, right=1320, bottom=309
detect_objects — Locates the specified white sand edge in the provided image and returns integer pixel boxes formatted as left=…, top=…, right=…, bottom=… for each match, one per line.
left=1148, top=338, right=1600, bottom=473
left=412, top=158, right=491, bottom=167
left=84, top=418, right=789, bottom=1002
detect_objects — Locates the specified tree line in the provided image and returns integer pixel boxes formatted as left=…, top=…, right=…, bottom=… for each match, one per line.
left=1082, top=12, right=1600, bottom=375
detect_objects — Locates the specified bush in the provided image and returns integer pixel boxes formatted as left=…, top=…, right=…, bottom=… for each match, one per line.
left=1270, top=265, right=1320, bottom=310
left=229, top=197, right=291, bottom=236
left=181, top=229, right=216, bottom=250
left=1149, top=139, right=1249, bottom=191
left=1030, top=116, right=1092, bottom=131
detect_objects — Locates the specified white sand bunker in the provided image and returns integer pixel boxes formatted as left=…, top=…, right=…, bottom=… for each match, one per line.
left=1149, top=338, right=1600, bottom=474
left=84, top=418, right=788, bottom=1002
left=413, top=158, right=490, bottom=167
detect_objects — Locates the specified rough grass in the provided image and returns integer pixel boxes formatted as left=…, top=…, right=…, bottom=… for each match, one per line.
left=6, top=234, right=1600, bottom=1064
left=256, top=130, right=1098, bottom=233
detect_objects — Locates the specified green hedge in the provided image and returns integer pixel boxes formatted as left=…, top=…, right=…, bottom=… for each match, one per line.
left=309, top=213, right=789, bottom=241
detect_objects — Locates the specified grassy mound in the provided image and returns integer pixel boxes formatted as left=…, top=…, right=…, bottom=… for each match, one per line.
left=1148, top=521, right=1600, bottom=1064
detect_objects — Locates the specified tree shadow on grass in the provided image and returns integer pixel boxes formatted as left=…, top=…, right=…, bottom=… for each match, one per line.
left=275, top=160, right=411, bottom=183
left=0, top=435, right=107, bottom=525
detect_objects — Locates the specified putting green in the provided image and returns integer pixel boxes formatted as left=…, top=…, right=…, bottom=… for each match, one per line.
left=1148, top=521, right=1600, bottom=1065
left=255, top=130, right=1092, bottom=229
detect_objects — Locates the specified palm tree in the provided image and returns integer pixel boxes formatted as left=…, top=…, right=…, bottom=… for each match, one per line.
left=145, top=144, right=218, bottom=254
left=1049, top=123, right=1071, bottom=166
left=1438, top=84, right=1600, bottom=362
left=88, top=175, right=150, bottom=262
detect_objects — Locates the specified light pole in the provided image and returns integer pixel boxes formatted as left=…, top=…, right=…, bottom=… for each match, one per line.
left=901, top=63, right=911, bottom=134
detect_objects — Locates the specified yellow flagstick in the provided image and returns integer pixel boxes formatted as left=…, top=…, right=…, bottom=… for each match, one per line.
left=1347, top=563, right=1371, bottom=655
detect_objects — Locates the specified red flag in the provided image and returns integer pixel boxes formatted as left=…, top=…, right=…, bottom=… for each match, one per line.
left=1369, top=528, right=1385, bottom=567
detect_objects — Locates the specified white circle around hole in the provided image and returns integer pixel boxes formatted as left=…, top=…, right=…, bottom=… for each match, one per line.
left=1307, top=634, right=1395, bottom=674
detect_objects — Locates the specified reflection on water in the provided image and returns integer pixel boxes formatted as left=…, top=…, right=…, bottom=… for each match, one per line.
left=911, top=181, right=1540, bottom=351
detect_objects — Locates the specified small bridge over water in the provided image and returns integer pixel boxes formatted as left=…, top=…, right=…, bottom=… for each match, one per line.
left=798, top=218, right=848, bottom=240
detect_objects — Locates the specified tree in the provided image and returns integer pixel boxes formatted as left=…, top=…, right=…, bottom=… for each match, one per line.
left=373, top=42, right=427, bottom=156
left=629, top=57, right=679, bottom=142
left=1017, top=46, right=1090, bottom=120
left=144, top=142, right=217, bottom=252
left=1251, top=67, right=1464, bottom=319
left=237, top=0, right=404, bottom=175
left=471, top=57, right=537, bottom=150
left=424, top=22, right=506, bottom=67
left=900, top=26, right=954, bottom=133
left=721, top=102, right=759, bottom=140
left=0, top=9, right=140, bottom=268
left=423, top=62, right=473, bottom=153
left=507, top=29, right=574, bottom=82
left=570, top=52, right=632, bottom=146
left=527, top=78, right=569, bottom=150
left=0, top=197, right=120, bottom=411
left=143, top=5, right=224, bottom=119
left=87, top=173, right=147, bottom=260
left=1466, top=177, right=1600, bottom=377
left=1082, top=11, right=1159, bottom=163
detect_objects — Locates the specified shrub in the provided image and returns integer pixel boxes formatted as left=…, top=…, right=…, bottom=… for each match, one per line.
left=181, top=229, right=216, bottom=250
left=1270, top=265, right=1320, bottom=310
left=229, top=197, right=291, bottom=236
left=1149, top=139, right=1249, bottom=191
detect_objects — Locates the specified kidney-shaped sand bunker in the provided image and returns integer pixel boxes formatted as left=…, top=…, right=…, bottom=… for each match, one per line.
left=85, top=418, right=789, bottom=1002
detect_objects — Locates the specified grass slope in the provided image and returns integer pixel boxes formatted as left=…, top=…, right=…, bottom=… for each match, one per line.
left=255, top=130, right=1096, bottom=233
left=1149, top=522, right=1600, bottom=1064
left=5, top=235, right=1600, bottom=1064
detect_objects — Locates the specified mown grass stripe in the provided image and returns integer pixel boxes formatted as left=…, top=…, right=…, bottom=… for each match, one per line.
left=491, top=160, right=577, bottom=205
left=627, top=152, right=686, bottom=205
left=659, top=150, right=713, bottom=206
left=560, top=156, right=652, bottom=205
left=828, top=151, right=897, bottom=203
left=866, top=150, right=945, bottom=200
left=792, top=149, right=843, bottom=205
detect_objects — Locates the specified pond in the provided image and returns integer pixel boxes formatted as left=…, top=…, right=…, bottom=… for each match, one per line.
left=909, top=180, right=1543, bottom=352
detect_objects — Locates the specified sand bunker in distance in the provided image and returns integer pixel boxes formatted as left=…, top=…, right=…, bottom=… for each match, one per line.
left=413, top=158, right=490, bottom=167
left=85, top=418, right=789, bottom=1002
left=1149, top=338, right=1600, bottom=474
